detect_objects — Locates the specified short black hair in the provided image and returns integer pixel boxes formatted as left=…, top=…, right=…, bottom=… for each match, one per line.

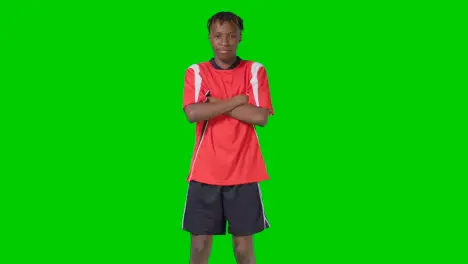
left=207, top=11, right=244, bottom=33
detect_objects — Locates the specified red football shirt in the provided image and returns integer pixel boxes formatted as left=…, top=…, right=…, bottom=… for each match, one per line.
left=182, top=58, right=274, bottom=186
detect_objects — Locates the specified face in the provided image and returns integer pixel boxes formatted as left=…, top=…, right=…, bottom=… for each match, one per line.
left=209, top=20, right=241, bottom=62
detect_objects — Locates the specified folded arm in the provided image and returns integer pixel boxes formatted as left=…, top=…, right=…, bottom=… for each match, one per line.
left=184, top=95, right=247, bottom=123
left=208, top=97, right=270, bottom=126
left=227, top=104, right=270, bottom=126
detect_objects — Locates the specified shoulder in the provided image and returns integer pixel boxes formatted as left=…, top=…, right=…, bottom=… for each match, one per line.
left=185, top=61, right=211, bottom=72
left=241, top=60, right=268, bottom=80
left=241, top=60, right=267, bottom=73
left=242, top=60, right=264, bottom=67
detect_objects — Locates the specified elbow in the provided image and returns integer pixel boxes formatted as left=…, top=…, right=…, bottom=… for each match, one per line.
left=254, top=108, right=270, bottom=127
left=184, top=107, right=198, bottom=123
left=187, top=113, right=197, bottom=123
left=254, top=114, right=268, bottom=127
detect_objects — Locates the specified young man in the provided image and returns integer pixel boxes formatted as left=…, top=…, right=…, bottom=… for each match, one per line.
left=182, top=11, right=274, bottom=264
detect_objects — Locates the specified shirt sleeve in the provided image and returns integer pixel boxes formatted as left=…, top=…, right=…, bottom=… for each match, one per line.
left=183, top=65, right=207, bottom=108
left=249, top=63, right=274, bottom=115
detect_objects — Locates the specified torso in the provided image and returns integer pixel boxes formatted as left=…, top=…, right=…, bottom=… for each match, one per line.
left=186, top=58, right=270, bottom=186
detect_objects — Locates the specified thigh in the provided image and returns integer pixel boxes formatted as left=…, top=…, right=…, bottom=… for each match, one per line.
left=223, top=182, right=270, bottom=236
left=182, top=181, right=226, bottom=235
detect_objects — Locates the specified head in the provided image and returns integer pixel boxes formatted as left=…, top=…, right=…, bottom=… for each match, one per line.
left=207, top=11, right=243, bottom=62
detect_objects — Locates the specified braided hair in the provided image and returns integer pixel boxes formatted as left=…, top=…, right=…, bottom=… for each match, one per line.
left=207, top=11, right=244, bottom=33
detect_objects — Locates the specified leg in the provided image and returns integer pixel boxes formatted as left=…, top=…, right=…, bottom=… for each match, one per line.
left=182, top=181, right=226, bottom=263
left=232, top=235, right=255, bottom=264
left=223, top=182, right=270, bottom=264
left=190, top=235, right=213, bottom=264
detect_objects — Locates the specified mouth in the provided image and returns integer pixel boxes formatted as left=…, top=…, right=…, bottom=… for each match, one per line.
left=218, top=50, right=232, bottom=54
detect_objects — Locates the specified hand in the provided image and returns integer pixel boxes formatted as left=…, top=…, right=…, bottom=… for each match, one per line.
left=207, top=96, right=221, bottom=103
left=232, top=94, right=249, bottom=105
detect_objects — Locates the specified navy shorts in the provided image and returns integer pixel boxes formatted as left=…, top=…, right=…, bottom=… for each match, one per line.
left=182, top=180, right=270, bottom=236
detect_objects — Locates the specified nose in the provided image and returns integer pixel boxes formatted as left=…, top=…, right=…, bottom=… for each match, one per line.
left=221, top=36, right=230, bottom=46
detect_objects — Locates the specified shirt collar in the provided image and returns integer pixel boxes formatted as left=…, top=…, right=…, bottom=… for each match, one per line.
left=209, top=56, right=242, bottom=70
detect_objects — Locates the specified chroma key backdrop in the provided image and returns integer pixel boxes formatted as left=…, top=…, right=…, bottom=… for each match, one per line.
left=1, top=1, right=464, bottom=264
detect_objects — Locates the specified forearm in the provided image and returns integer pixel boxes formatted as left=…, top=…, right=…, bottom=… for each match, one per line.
left=227, top=104, right=270, bottom=126
left=184, top=99, right=242, bottom=123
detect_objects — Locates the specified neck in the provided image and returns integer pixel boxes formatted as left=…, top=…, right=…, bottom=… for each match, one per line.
left=214, top=56, right=237, bottom=69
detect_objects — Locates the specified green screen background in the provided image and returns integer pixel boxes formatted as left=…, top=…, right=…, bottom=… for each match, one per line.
left=1, top=1, right=465, bottom=264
